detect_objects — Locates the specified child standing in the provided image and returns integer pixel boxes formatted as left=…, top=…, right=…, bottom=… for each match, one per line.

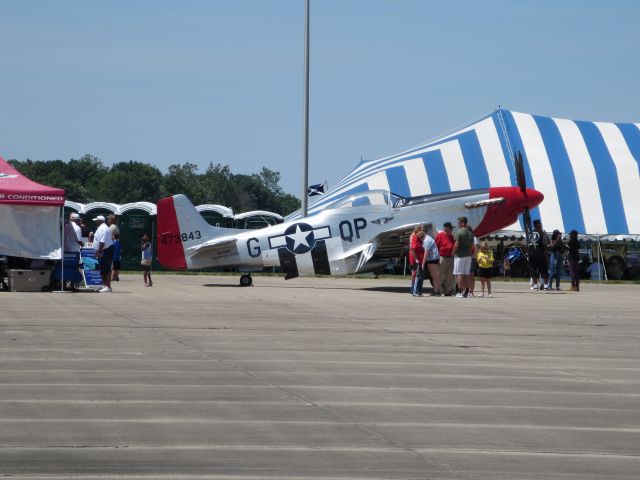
left=476, top=241, right=495, bottom=297
left=111, top=233, right=121, bottom=281
left=140, top=233, right=153, bottom=287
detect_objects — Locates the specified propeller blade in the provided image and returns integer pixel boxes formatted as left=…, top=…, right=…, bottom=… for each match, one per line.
left=522, top=207, right=535, bottom=256
left=515, top=151, right=526, bottom=193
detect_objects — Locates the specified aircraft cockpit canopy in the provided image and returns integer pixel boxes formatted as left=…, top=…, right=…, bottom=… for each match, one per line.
left=327, top=189, right=400, bottom=210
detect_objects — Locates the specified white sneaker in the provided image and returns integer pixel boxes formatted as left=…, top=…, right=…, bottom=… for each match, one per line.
left=530, top=285, right=538, bottom=290
left=478, top=293, right=484, bottom=298
left=455, top=292, right=464, bottom=298
left=488, top=294, right=493, bottom=298
left=99, top=287, right=112, bottom=293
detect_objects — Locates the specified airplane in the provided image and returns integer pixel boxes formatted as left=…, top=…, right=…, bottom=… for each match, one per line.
left=156, top=157, right=543, bottom=286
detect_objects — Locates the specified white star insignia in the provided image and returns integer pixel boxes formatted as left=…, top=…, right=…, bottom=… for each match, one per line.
left=287, top=225, right=312, bottom=250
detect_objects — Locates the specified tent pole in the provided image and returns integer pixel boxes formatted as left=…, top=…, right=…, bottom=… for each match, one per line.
left=53, top=206, right=70, bottom=293
left=598, top=235, right=607, bottom=281
left=300, top=0, right=310, bottom=217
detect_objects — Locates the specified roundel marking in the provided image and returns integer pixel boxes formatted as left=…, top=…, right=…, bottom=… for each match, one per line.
left=284, top=222, right=315, bottom=254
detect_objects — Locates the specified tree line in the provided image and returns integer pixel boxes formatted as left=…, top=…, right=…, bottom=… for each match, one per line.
left=9, top=155, right=301, bottom=216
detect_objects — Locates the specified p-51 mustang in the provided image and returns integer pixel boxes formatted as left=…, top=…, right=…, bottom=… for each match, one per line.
left=157, top=172, right=543, bottom=286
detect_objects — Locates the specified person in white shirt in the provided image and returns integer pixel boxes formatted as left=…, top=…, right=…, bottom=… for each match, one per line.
left=92, top=215, right=114, bottom=292
left=421, top=231, right=442, bottom=296
left=63, top=213, right=83, bottom=253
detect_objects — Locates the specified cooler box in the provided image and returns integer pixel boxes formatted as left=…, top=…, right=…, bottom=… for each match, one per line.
left=8, top=269, right=51, bottom=292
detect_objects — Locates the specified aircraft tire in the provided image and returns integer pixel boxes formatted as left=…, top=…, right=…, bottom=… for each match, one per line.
left=239, top=274, right=253, bottom=287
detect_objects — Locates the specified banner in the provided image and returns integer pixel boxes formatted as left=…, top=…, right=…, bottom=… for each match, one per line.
left=0, top=204, right=62, bottom=259
left=80, top=248, right=103, bottom=289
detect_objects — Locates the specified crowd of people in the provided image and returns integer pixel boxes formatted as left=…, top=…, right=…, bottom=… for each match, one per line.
left=409, top=215, right=489, bottom=298
left=63, top=212, right=153, bottom=292
left=526, top=220, right=581, bottom=292
left=407, top=217, right=583, bottom=298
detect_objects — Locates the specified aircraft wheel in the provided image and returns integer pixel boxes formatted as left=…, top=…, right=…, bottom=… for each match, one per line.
left=239, top=274, right=253, bottom=287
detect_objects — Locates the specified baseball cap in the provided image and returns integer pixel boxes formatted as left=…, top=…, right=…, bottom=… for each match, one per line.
left=70, top=213, right=80, bottom=220
left=92, top=215, right=105, bottom=222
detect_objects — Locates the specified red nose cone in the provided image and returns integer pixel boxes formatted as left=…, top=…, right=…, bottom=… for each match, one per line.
left=474, top=186, right=544, bottom=237
left=523, top=188, right=544, bottom=211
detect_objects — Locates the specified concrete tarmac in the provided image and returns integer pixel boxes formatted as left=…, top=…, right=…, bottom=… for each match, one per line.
left=0, top=274, right=638, bottom=479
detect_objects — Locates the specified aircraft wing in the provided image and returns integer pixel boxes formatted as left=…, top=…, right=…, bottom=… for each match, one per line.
left=336, top=223, right=416, bottom=273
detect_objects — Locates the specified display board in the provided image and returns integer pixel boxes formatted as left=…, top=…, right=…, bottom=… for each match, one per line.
left=80, top=248, right=103, bottom=289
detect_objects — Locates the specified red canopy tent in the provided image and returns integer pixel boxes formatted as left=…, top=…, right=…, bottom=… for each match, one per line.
left=0, top=156, right=65, bottom=259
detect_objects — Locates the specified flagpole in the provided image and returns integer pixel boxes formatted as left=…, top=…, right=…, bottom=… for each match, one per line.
left=301, top=0, right=310, bottom=217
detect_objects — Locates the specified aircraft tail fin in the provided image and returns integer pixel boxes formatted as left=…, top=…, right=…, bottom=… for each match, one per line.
left=156, top=194, right=237, bottom=270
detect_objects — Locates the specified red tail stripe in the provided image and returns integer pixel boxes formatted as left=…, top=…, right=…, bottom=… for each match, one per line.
left=156, top=196, right=187, bottom=270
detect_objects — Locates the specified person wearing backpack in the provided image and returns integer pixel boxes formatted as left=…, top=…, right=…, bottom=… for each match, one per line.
left=547, top=229, right=566, bottom=290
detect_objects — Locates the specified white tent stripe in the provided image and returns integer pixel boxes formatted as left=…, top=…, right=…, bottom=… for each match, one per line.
left=553, top=118, right=608, bottom=235
left=366, top=171, right=391, bottom=192
left=511, top=111, right=564, bottom=232
left=595, top=122, right=640, bottom=233
left=404, top=157, right=431, bottom=196
left=440, top=140, right=470, bottom=191
left=474, top=116, right=512, bottom=187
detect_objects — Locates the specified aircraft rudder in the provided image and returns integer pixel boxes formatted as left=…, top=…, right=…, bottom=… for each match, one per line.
left=156, top=195, right=188, bottom=270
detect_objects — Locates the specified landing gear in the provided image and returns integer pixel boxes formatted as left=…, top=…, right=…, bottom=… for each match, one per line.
left=239, top=274, right=253, bottom=287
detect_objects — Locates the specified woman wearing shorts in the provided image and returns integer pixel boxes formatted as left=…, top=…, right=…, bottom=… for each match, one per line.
left=421, top=231, right=442, bottom=296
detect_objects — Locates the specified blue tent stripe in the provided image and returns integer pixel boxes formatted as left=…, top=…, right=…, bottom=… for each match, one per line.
left=458, top=130, right=490, bottom=189
left=500, top=110, right=541, bottom=222
left=575, top=121, right=629, bottom=234
left=385, top=165, right=411, bottom=197
left=421, top=151, right=450, bottom=194
left=617, top=123, right=640, bottom=169
left=533, top=115, right=585, bottom=233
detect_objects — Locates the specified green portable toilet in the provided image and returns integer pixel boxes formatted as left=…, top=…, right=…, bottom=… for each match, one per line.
left=117, top=202, right=156, bottom=270
left=83, top=202, right=119, bottom=242
left=196, top=204, right=234, bottom=228
left=233, top=210, right=283, bottom=230
left=63, top=200, right=84, bottom=219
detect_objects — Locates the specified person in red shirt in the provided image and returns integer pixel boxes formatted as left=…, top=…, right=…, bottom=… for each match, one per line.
left=411, top=231, right=427, bottom=296
left=408, top=225, right=424, bottom=294
left=435, top=221, right=455, bottom=295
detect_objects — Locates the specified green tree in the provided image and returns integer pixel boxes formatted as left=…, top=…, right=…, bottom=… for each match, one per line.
left=275, top=193, right=301, bottom=216
left=257, top=167, right=283, bottom=195
left=96, top=161, right=163, bottom=203
left=8, top=156, right=300, bottom=216
left=200, top=163, right=237, bottom=207
left=163, top=162, right=204, bottom=204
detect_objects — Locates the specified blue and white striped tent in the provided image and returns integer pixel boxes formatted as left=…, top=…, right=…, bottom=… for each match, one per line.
left=294, top=108, right=640, bottom=237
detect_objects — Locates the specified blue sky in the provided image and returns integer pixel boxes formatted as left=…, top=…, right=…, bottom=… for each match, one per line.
left=1, top=0, right=638, bottom=197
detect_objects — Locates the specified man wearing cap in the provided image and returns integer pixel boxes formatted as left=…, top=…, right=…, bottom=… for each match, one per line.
left=63, top=213, right=83, bottom=253
left=452, top=216, right=474, bottom=298
left=92, top=215, right=114, bottom=293
left=435, top=221, right=455, bottom=296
